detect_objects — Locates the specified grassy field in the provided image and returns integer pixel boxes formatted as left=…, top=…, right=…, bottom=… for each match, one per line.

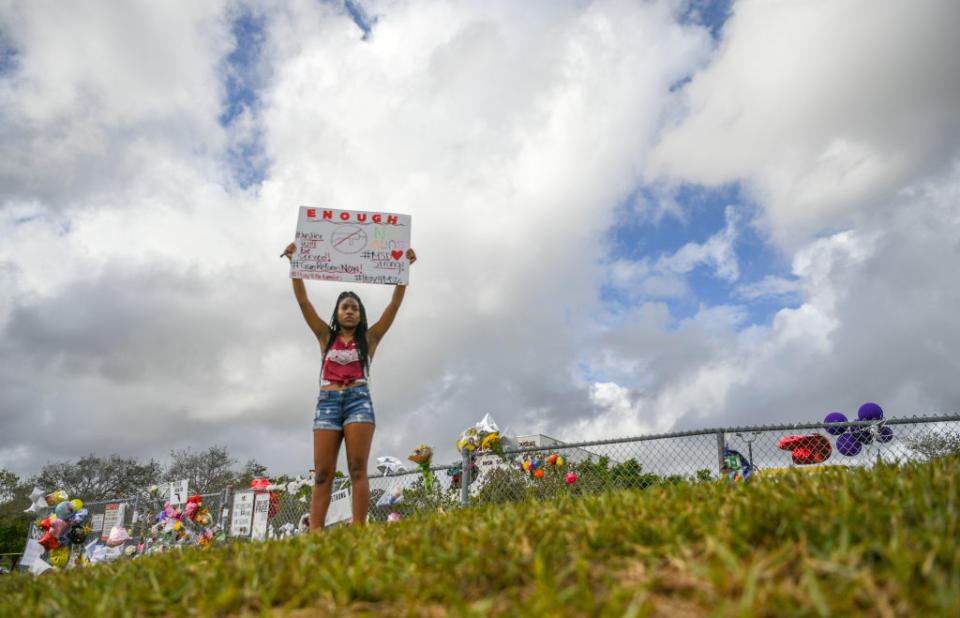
left=1, top=455, right=957, bottom=617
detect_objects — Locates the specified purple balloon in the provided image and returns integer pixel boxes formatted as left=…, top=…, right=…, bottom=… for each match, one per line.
left=852, top=426, right=874, bottom=444
left=836, top=433, right=862, bottom=456
left=858, top=402, right=883, bottom=421
left=877, top=426, right=894, bottom=443
left=823, top=412, right=848, bottom=435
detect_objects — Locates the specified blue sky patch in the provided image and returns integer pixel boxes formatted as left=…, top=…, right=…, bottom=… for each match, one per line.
left=219, top=9, right=269, bottom=189
left=602, top=182, right=799, bottom=329
left=679, top=0, right=735, bottom=41
left=0, top=33, right=18, bottom=76
left=344, top=0, right=377, bottom=40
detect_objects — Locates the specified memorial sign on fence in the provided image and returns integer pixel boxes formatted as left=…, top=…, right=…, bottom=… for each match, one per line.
left=251, top=492, right=270, bottom=540
left=101, top=503, right=125, bottom=539
left=325, top=487, right=352, bottom=527
left=290, top=207, right=412, bottom=285
left=90, top=513, right=105, bottom=532
left=230, top=490, right=255, bottom=537
left=169, top=479, right=188, bottom=505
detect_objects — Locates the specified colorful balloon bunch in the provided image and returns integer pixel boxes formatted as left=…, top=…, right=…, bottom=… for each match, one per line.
left=36, top=496, right=88, bottom=552
left=824, top=402, right=893, bottom=457
left=521, top=453, right=566, bottom=479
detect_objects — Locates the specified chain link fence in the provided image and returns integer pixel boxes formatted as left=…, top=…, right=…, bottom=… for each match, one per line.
left=18, top=414, right=960, bottom=571
left=23, top=489, right=229, bottom=561
left=368, top=414, right=960, bottom=511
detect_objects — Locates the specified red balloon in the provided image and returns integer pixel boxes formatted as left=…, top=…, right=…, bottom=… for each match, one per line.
left=38, top=531, right=59, bottom=550
left=779, top=434, right=832, bottom=465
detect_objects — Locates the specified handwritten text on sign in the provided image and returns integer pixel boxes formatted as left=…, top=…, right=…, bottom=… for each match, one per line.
left=290, top=207, right=412, bottom=286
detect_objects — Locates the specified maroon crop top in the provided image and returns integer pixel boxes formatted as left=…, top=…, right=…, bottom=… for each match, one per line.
left=320, top=337, right=368, bottom=387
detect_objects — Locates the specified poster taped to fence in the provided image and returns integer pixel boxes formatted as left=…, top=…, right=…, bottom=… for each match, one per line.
left=90, top=513, right=104, bottom=532
left=251, top=492, right=270, bottom=540
left=169, top=479, right=188, bottom=505
left=19, top=539, right=43, bottom=568
left=230, top=491, right=254, bottom=537
left=290, top=207, right=412, bottom=286
left=324, top=486, right=352, bottom=527
left=101, top=503, right=125, bottom=540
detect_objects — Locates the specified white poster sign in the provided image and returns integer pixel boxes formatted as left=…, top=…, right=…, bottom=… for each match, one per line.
left=230, top=491, right=255, bottom=537
left=290, top=207, right=412, bottom=285
left=169, top=479, right=188, bottom=505
left=325, top=487, right=352, bottom=527
left=19, top=539, right=43, bottom=568
left=101, top=503, right=125, bottom=540
left=251, top=492, right=271, bottom=540
left=90, top=513, right=105, bottom=532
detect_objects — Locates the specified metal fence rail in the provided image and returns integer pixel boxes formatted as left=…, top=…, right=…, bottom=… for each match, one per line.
left=18, top=414, right=960, bottom=571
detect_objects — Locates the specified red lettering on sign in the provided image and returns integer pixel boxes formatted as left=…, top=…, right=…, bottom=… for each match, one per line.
left=340, top=212, right=350, bottom=220
left=307, top=209, right=316, bottom=218
left=323, top=210, right=333, bottom=220
left=387, top=215, right=398, bottom=224
left=357, top=213, right=367, bottom=222
left=372, top=214, right=382, bottom=223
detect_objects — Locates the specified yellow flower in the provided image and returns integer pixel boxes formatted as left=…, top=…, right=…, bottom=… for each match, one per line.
left=481, top=432, right=501, bottom=451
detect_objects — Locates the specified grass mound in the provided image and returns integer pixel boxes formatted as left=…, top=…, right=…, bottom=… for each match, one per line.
left=2, top=456, right=958, bottom=616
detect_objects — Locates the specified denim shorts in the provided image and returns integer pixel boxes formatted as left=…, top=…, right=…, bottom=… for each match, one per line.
left=313, top=384, right=376, bottom=431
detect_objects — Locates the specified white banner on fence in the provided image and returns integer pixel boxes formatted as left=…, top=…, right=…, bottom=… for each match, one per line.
left=290, top=207, right=412, bottom=285
left=325, top=487, right=352, bottom=527
left=19, top=539, right=43, bottom=568
left=169, top=479, right=188, bottom=505
left=230, top=491, right=255, bottom=537
left=101, top=503, right=125, bottom=540
left=251, top=492, right=270, bottom=540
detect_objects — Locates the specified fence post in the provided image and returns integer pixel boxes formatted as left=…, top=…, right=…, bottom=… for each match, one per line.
left=460, top=449, right=470, bottom=506
left=221, top=486, right=233, bottom=539
left=131, top=494, right=141, bottom=546
left=716, top=431, right=726, bottom=477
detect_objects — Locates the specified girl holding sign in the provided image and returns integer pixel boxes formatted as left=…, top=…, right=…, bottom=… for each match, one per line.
left=282, top=242, right=416, bottom=530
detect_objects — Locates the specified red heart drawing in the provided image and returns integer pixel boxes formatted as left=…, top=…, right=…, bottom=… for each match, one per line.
left=391, top=250, right=404, bottom=260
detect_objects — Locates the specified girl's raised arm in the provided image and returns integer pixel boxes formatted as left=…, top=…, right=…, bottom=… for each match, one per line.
left=283, top=242, right=331, bottom=350
left=367, top=248, right=417, bottom=349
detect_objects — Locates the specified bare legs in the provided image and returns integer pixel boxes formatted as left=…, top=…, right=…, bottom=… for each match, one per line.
left=343, top=422, right=375, bottom=526
left=311, top=429, right=341, bottom=532
left=310, top=422, right=375, bottom=531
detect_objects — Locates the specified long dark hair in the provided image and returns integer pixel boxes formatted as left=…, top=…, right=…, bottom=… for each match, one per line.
left=322, top=291, right=370, bottom=375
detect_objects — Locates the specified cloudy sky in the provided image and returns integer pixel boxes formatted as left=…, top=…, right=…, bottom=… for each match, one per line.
left=2, top=0, right=959, bottom=479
